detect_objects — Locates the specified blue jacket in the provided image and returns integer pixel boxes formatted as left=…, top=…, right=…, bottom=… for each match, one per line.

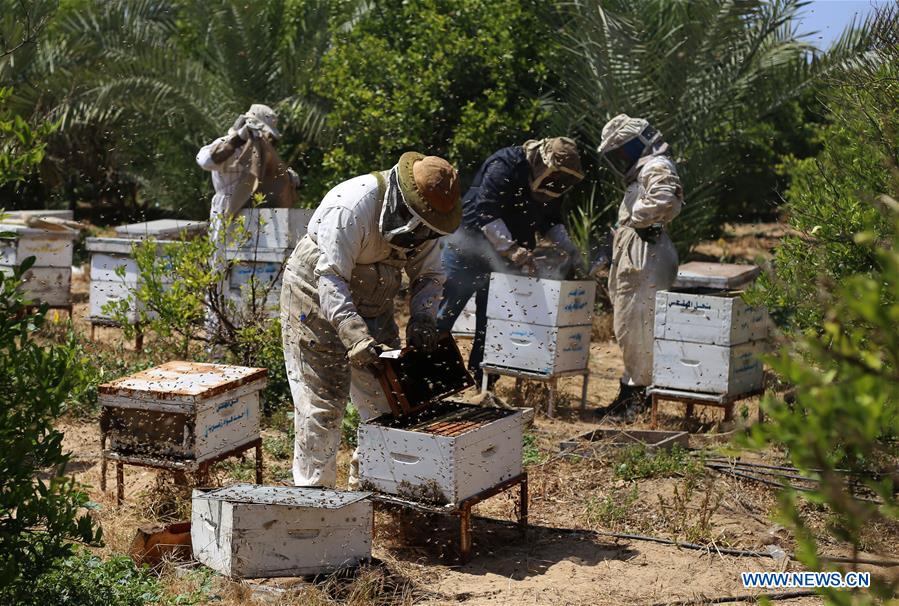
left=461, top=146, right=563, bottom=250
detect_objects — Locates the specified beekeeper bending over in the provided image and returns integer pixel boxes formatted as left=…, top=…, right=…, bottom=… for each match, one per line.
left=598, top=114, right=683, bottom=415
left=281, top=152, right=461, bottom=487
left=435, top=137, right=584, bottom=386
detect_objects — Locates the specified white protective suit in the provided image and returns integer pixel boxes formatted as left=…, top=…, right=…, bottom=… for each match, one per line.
left=609, top=153, right=683, bottom=387
left=280, top=171, right=445, bottom=487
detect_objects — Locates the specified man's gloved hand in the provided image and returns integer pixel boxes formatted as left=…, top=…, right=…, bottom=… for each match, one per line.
left=406, top=314, right=439, bottom=351
left=339, top=316, right=388, bottom=369
left=346, top=336, right=387, bottom=369
left=236, top=122, right=254, bottom=141
left=507, top=246, right=537, bottom=276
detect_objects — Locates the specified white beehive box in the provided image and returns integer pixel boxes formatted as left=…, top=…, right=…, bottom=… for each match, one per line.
left=451, top=295, right=477, bottom=337
left=114, top=219, right=207, bottom=240
left=0, top=223, right=77, bottom=306
left=235, top=208, right=312, bottom=250
left=358, top=403, right=523, bottom=505
left=86, top=237, right=179, bottom=323
left=4, top=209, right=74, bottom=221
left=655, top=291, right=768, bottom=347
left=192, top=484, right=372, bottom=578
left=487, top=273, right=595, bottom=326
left=99, top=361, right=266, bottom=462
left=652, top=339, right=766, bottom=396
left=483, top=319, right=591, bottom=375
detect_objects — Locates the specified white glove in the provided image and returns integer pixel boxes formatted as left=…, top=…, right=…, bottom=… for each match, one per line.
left=236, top=123, right=254, bottom=141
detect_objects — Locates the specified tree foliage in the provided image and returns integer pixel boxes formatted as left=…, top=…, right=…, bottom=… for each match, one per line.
left=309, top=0, right=556, bottom=195
left=555, top=0, right=880, bottom=251
left=0, top=259, right=102, bottom=600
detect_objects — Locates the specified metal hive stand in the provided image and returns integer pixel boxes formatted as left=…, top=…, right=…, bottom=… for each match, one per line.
left=479, top=364, right=589, bottom=418
left=90, top=317, right=144, bottom=351
left=371, top=472, right=528, bottom=563
left=99, top=434, right=263, bottom=506
left=648, top=387, right=765, bottom=429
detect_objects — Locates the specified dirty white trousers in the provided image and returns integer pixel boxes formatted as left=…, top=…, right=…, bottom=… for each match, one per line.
left=205, top=194, right=231, bottom=351
left=280, top=237, right=397, bottom=488
left=608, top=227, right=678, bottom=387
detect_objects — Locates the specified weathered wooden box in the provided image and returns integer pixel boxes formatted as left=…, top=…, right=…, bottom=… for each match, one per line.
left=191, top=484, right=372, bottom=578
left=482, top=319, right=591, bottom=375
left=654, top=291, right=768, bottom=347
left=652, top=339, right=766, bottom=396
left=99, top=362, right=266, bottom=462
left=223, top=247, right=288, bottom=316
left=234, top=208, right=312, bottom=250
left=357, top=336, right=524, bottom=505
left=0, top=223, right=77, bottom=306
left=486, top=273, right=595, bottom=326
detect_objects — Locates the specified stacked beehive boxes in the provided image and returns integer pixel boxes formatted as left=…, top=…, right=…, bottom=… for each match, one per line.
left=652, top=263, right=769, bottom=396
left=225, top=208, right=312, bottom=316
left=482, top=273, right=596, bottom=376
left=0, top=223, right=78, bottom=307
left=192, top=485, right=372, bottom=577
left=87, top=220, right=206, bottom=325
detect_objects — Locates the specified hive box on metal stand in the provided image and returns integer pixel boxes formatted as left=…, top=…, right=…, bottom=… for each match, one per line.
left=0, top=223, right=77, bottom=307
left=191, top=484, right=372, bottom=578
left=357, top=336, right=524, bottom=506
left=482, top=273, right=595, bottom=375
left=224, top=247, right=289, bottom=317
left=652, top=263, right=769, bottom=397
left=99, top=361, right=266, bottom=462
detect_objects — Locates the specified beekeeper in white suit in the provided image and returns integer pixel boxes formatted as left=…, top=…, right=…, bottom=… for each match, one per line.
left=597, top=114, right=683, bottom=415
left=280, top=152, right=461, bottom=487
left=197, top=104, right=299, bottom=345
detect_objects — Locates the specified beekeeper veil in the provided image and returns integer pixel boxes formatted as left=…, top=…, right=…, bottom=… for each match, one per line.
left=379, top=152, right=462, bottom=250
left=598, top=114, right=668, bottom=180
left=523, top=137, right=585, bottom=198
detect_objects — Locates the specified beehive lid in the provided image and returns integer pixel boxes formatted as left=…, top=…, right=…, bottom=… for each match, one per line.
left=5, top=210, right=74, bottom=221
left=672, top=262, right=760, bottom=290
left=376, top=334, right=475, bottom=417
left=98, top=361, right=267, bottom=401
left=86, top=236, right=180, bottom=254
left=199, top=484, right=370, bottom=508
left=115, top=219, right=207, bottom=240
left=0, top=222, right=79, bottom=239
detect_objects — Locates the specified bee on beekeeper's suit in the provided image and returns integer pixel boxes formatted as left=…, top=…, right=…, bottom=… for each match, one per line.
left=280, top=152, right=461, bottom=488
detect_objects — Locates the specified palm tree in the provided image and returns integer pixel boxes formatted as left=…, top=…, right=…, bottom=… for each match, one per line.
left=554, top=0, right=881, bottom=252
left=3, top=0, right=336, bottom=217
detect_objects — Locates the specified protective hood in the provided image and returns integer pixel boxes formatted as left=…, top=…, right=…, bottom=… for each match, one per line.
left=523, top=137, right=584, bottom=198
left=598, top=114, right=667, bottom=181
left=379, top=167, right=443, bottom=250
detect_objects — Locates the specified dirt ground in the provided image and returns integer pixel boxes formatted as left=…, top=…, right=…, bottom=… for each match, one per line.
left=52, top=223, right=898, bottom=605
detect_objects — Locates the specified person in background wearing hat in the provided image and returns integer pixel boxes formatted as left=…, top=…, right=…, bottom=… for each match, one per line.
left=281, top=152, right=461, bottom=488
left=196, top=104, right=300, bottom=348
left=597, top=114, right=683, bottom=416
left=435, top=138, right=585, bottom=386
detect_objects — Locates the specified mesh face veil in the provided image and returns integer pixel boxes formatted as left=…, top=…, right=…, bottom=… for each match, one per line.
left=380, top=169, right=445, bottom=249
left=602, top=125, right=658, bottom=179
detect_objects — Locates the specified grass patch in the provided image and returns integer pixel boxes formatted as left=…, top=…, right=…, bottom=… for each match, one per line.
left=584, top=485, right=639, bottom=528
left=523, top=432, right=543, bottom=465
left=614, top=445, right=703, bottom=481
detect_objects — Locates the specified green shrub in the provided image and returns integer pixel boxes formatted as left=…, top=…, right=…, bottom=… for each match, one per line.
left=614, top=445, right=702, bottom=481
left=0, top=260, right=101, bottom=600
left=341, top=402, right=359, bottom=448
left=26, top=552, right=163, bottom=606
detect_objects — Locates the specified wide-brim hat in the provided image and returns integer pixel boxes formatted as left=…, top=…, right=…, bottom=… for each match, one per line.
left=244, top=103, right=281, bottom=140
left=396, top=152, right=461, bottom=234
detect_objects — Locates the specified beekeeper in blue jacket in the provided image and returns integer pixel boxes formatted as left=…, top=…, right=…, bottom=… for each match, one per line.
left=435, top=137, right=585, bottom=385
